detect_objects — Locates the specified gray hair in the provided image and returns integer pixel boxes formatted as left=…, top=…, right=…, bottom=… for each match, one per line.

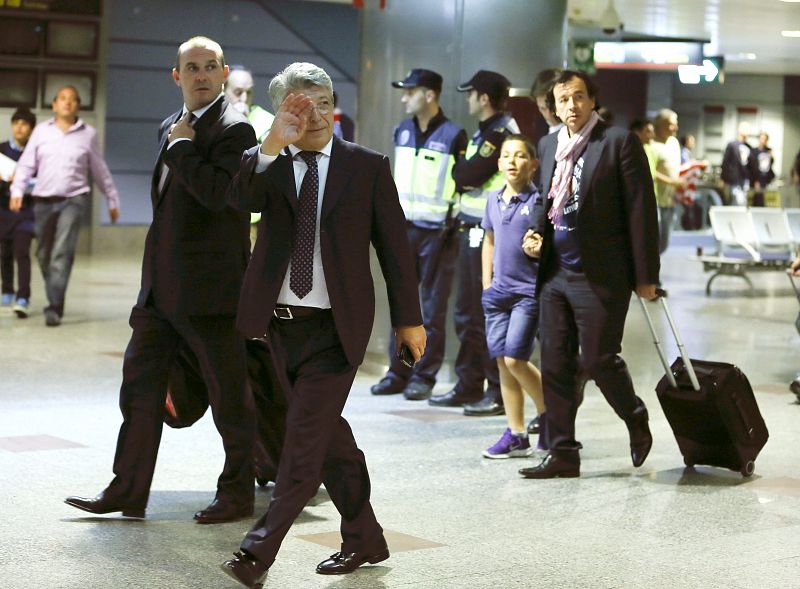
left=654, top=108, right=677, bottom=124
left=268, top=62, right=333, bottom=110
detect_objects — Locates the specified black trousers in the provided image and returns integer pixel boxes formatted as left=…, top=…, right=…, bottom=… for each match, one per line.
left=453, top=226, right=501, bottom=398
left=0, top=231, right=32, bottom=299
left=539, top=268, right=644, bottom=450
left=385, top=223, right=457, bottom=386
left=109, top=304, right=254, bottom=510
left=241, top=310, right=384, bottom=566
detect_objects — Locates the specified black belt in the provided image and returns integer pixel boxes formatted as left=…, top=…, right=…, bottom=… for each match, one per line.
left=273, top=305, right=329, bottom=320
left=32, top=196, right=70, bottom=203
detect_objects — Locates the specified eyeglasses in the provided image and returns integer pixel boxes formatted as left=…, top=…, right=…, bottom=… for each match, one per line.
left=311, top=102, right=332, bottom=115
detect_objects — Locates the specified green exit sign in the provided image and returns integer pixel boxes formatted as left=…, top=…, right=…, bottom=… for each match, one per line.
left=678, top=56, right=725, bottom=85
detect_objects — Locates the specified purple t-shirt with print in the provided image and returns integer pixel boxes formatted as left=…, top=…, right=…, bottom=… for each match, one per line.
left=481, top=184, right=540, bottom=296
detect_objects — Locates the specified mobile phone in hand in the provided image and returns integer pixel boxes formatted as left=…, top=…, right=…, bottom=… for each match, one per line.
left=398, top=344, right=416, bottom=368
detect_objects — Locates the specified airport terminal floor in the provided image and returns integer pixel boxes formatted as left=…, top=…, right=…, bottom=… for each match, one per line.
left=1, top=235, right=799, bottom=589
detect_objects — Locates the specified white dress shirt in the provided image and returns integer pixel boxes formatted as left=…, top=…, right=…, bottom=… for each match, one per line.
left=257, top=137, right=333, bottom=309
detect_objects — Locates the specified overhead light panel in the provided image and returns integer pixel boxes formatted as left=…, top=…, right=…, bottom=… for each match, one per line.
left=782, top=30, right=800, bottom=37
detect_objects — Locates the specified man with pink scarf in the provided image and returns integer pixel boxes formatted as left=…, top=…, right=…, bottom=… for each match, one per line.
left=519, top=70, right=660, bottom=479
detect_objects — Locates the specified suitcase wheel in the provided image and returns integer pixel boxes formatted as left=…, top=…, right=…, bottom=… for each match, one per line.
left=683, top=457, right=695, bottom=468
left=741, top=461, right=755, bottom=477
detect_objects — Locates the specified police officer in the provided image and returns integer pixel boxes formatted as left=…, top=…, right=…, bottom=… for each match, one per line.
left=371, top=68, right=467, bottom=401
left=224, top=66, right=275, bottom=247
left=430, top=70, right=519, bottom=414
left=225, top=66, right=275, bottom=141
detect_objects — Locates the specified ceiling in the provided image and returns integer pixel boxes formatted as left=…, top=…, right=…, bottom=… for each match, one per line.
left=303, top=0, right=800, bottom=75
left=568, top=0, right=800, bottom=74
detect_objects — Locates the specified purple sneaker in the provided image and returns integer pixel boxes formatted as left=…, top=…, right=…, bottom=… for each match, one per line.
left=482, top=428, right=532, bottom=459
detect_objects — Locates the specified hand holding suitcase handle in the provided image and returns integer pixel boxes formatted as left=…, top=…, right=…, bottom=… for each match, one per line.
left=637, top=289, right=701, bottom=392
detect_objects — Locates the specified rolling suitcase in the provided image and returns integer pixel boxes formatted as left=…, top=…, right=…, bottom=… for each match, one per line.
left=638, top=291, right=769, bottom=477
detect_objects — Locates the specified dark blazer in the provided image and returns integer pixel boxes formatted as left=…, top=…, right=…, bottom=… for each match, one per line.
left=137, top=97, right=257, bottom=316
left=533, top=123, right=660, bottom=302
left=720, top=140, right=751, bottom=186
left=227, top=137, right=422, bottom=366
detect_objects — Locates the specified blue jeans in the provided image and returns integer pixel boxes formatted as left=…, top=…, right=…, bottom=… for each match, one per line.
left=33, top=194, right=88, bottom=314
left=657, top=206, right=674, bottom=254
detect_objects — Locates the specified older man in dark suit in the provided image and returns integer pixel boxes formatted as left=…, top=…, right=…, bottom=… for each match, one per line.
left=65, top=36, right=257, bottom=522
left=520, top=70, right=660, bottom=479
left=219, top=62, right=425, bottom=588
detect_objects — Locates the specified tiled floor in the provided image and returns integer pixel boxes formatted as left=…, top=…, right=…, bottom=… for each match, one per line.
left=1, top=238, right=799, bottom=588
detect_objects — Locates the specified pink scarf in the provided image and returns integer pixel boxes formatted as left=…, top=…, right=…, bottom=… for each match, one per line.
left=548, top=110, right=601, bottom=225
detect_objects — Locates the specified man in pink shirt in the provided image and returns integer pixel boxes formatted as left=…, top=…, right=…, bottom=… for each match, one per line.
left=9, top=85, right=120, bottom=326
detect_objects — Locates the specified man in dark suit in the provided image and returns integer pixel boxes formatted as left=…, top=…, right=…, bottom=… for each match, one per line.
left=65, top=36, right=258, bottom=522
left=720, top=122, right=752, bottom=206
left=520, top=70, right=660, bottom=479
left=220, top=62, right=425, bottom=588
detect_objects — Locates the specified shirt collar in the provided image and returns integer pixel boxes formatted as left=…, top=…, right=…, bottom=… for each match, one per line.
left=496, top=184, right=535, bottom=203
left=46, top=117, right=85, bottom=133
left=478, top=111, right=506, bottom=133
left=9, top=137, right=23, bottom=151
left=414, top=108, right=447, bottom=132
left=287, top=136, right=334, bottom=159
left=182, top=93, right=224, bottom=120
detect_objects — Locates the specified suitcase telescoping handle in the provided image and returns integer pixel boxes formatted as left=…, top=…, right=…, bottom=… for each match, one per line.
left=637, top=288, right=701, bottom=392
left=787, top=268, right=800, bottom=303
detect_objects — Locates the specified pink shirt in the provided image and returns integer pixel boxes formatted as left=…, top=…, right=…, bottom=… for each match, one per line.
left=10, top=118, right=120, bottom=210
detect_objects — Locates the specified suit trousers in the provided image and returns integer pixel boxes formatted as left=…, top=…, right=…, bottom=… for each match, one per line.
left=32, top=194, right=88, bottom=315
left=109, top=304, right=254, bottom=510
left=241, top=310, right=384, bottom=566
left=453, top=226, right=501, bottom=398
left=386, top=223, right=458, bottom=386
left=539, top=267, right=644, bottom=450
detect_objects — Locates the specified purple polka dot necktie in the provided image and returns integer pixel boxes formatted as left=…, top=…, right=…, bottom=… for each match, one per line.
left=290, top=150, right=319, bottom=298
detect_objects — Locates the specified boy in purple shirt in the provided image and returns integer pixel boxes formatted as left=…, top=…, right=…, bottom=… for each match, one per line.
left=481, top=135, right=547, bottom=458
left=9, top=85, right=120, bottom=326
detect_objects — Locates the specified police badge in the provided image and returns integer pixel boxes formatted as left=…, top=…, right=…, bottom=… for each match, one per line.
left=479, top=141, right=496, bottom=158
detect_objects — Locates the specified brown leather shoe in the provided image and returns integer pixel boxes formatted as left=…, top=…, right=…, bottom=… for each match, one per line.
left=194, top=498, right=254, bottom=524
left=316, top=547, right=390, bottom=575
left=64, top=490, right=145, bottom=519
left=221, top=551, right=269, bottom=588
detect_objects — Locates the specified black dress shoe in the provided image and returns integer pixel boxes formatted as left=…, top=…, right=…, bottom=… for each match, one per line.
left=463, top=396, right=504, bottom=416
left=316, top=547, right=390, bottom=575
left=428, top=388, right=482, bottom=407
left=403, top=381, right=433, bottom=401
left=370, top=377, right=406, bottom=396
left=194, top=498, right=254, bottom=524
left=64, top=490, right=145, bottom=518
left=519, top=452, right=580, bottom=479
left=627, top=410, right=653, bottom=468
left=790, top=376, right=800, bottom=399
left=527, top=414, right=541, bottom=434
left=221, top=551, right=269, bottom=588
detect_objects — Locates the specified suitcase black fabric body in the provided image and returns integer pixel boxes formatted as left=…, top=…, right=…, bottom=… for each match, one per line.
left=655, top=358, right=768, bottom=476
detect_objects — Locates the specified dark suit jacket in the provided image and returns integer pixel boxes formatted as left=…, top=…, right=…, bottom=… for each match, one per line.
left=137, top=97, right=257, bottom=316
left=533, top=123, right=660, bottom=302
left=227, top=137, right=422, bottom=367
left=720, top=140, right=751, bottom=186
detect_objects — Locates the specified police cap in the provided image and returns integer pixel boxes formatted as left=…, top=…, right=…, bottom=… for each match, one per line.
left=457, top=70, right=511, bottom=101
left=391, top=69, right=443, bottom=93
